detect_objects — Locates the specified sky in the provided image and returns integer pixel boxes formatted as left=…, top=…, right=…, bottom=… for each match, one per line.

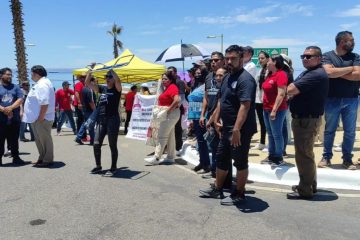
left=1, top=0, right=360, bottom=72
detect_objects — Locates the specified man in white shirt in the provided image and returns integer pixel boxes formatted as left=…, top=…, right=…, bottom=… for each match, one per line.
left=243, top=46, right=257, bottom=79
left=23, top=65, right=55, bottom=167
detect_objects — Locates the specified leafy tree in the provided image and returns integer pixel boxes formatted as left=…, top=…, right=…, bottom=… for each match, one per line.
left=107, top=23, right=124, bottom=58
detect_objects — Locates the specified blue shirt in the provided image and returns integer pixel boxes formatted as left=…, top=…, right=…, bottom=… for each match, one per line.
left=322, top=50, right=360, bottom=98
left=0, top=83, right=23, bottom=124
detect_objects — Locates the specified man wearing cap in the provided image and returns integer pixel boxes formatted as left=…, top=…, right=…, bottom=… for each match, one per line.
left=74, top=74, right=86, bottom=138
left=55, top=81, right=76, bottom=135
left=286, top=46, right=329, bottom=199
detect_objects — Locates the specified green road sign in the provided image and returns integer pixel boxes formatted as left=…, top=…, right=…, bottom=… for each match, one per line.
left=251, top=48, right=288, bottom=67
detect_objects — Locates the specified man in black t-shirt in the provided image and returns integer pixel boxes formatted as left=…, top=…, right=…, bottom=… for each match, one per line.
left=318, top=31, right=360, bottom=170
left=85, top=67, right=122, bottom=177
left=199, top=45, right=257, bottom=205
left=287, top=46, right=329, bottom=199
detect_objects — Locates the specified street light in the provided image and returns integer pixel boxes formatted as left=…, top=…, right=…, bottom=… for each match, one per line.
left=26, top=43, right=36, bottom=47
left=207, top=34, right=223, bottom=53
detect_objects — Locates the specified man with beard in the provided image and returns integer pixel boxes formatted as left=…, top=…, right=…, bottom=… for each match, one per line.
left=199, top=45, right=257, bottom=205
left=0, top=68, right=25, bottom=165
left=199, top=51, right=225, bottom=179
left=317, top=31, right=360, bottom=170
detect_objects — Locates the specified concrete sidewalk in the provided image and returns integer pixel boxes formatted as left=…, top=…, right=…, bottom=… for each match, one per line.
left=181, top=130, right=360, bottom=191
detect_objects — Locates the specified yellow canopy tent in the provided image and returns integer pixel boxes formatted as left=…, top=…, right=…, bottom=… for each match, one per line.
left=72, top=49, right=166, bottom=84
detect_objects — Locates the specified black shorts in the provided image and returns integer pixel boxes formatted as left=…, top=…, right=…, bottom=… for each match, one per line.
left=216, top=130, right=253, bottom=171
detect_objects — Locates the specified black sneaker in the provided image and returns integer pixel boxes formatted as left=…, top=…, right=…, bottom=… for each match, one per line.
left=193, top=164, right=203, bottom=172
left=199, top=185, right=224, bottom=199
left=220, top=191, right=246, bottom=206
left=90, top=166, right=102, bottom=174
left=271, top=160, right=286, bottom=167
left=75, top=138, right=84, bottom=145
left=12, top=158, right=28, bottom=165
left=260, top=157, right=272, bottom=165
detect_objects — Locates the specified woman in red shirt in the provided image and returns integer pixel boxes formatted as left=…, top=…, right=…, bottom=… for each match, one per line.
left=145, top=72, right=180, bottom=165
left=261, top=55, right=288, bottom=166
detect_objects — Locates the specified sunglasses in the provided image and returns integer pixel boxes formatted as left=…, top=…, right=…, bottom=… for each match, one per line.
left=300, top=54, right=320, bottom=60
left=105, top=75, right=113, bottom=79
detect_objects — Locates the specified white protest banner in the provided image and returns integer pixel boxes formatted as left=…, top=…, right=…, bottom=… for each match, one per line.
left=126, top=94, right=156, bottom=140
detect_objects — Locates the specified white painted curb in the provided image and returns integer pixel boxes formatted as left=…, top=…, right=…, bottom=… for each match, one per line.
left=180, top=143, right=360, bottom=191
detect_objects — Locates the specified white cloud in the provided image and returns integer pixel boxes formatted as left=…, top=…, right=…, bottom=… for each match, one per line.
left=339, top=22, right=358, bottom=30
left=172, top=26, right=189, bottom=31
left=184, top=16, right=194, bottom=23
left=197, top=4, right=312, bottom=25
left=139, top=30, right=160, bottom=35
left=337, top=5, right=360, bottom=17
left=93, top=21, right=113, bottom=28
left=135, top=48, right=161, bottom=54
left=66, top=45, right=86, bottom=49
left=251, top=38, right=316, bottom=47
left=281, top=4, right=314, bottom=17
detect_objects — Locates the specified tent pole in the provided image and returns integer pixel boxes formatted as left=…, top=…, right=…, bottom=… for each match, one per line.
left=181, top=39, right=185, bottom=80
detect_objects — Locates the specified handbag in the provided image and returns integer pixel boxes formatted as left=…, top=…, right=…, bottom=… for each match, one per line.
left=152, top=105, right=169, bottom=122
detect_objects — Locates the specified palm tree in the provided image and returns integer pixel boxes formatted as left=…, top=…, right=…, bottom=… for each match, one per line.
left=107, top=23, right=124, bottom=58
left=10, top=0, right=28, bottom=83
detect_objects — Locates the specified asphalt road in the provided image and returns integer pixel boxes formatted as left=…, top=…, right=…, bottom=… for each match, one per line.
left=0, top=130, right=359, bottom=240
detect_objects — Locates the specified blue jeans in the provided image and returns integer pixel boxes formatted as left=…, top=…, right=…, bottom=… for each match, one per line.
left=20, top=122, right=34, bottom=140
left=323, top=98, right=358, bottom=163
left=263, top=110, right=287, bottom=158
left=193, top=120, right=210, bottom=167
left=76, top=110, right=97, bottom=143
left=57, top=110, right=76, bottom=133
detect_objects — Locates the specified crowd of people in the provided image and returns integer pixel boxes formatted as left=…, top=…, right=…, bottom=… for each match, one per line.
left=145, top=30, right=359, bottom=203
left=0, top=30, right=359, bottom=203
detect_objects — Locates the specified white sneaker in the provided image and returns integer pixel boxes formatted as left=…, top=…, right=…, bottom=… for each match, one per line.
left=334, top=142, right=342, bottom=148
left=144, top=156, right=160, bottom=165
left=334, top=146, right=342, bottom=152
left=262, top=147, right=269, bottom=153
left=251, top=143, right=266, bottom=150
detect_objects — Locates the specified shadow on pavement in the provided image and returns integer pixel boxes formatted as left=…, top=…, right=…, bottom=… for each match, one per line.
left=109, top=167, right=150, bottom=180
left=235, top=196, right=269, bottom=213
left=308, top=189, right=339, bottom=202
left=49, top=161, right=66, bottom=169
left=0, top=161, right=32, bottom=168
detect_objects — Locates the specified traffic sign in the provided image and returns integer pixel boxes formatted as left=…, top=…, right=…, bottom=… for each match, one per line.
left=251, top=48, right=288, bottom=67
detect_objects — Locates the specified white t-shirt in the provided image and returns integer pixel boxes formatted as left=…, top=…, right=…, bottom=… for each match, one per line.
left=23, top=77, right=55, bottom=123
left=244, top=61, right=257, bottom=79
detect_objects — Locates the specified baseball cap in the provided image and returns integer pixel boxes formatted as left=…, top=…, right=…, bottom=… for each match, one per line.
left=62, top=81, right=71, bottom=87
left=192, top=60, right=205, bottom=67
